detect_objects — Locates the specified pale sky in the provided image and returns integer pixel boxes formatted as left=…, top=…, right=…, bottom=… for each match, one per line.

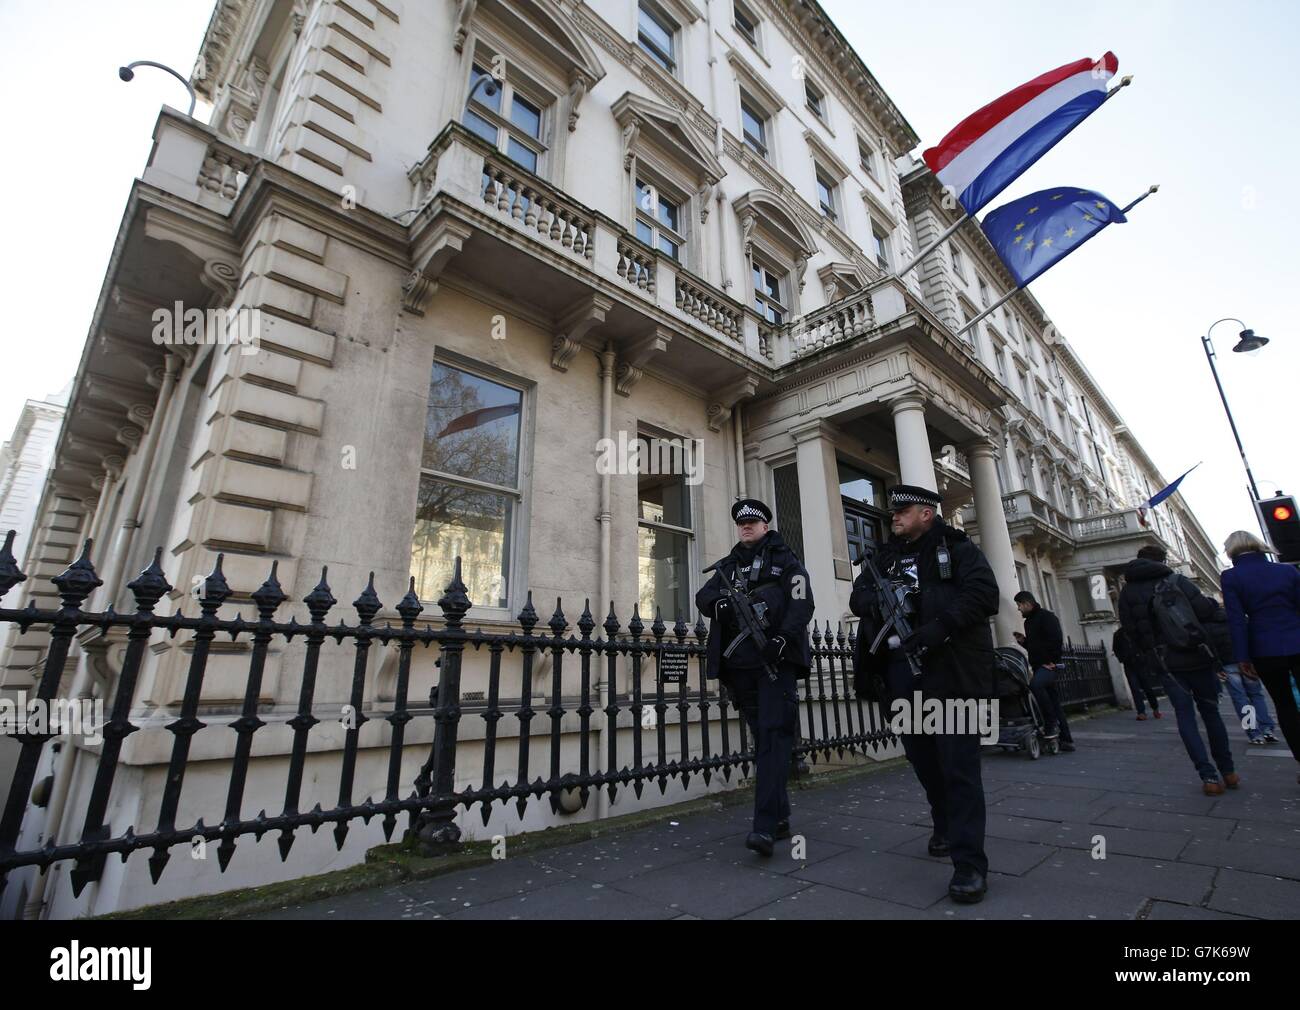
left=2, top=0, right=1296, bottom=558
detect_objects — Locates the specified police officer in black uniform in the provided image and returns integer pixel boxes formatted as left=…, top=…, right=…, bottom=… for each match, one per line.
left=696, top=498, right=814, bottom=857
left=850, top=485, right=1000, bottom=903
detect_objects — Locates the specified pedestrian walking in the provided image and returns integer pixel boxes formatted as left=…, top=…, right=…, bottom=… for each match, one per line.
left=1118, top=545, right=1239, bottom=795
left=1112, top=627, right=1162, bottom=720
left=1014, top=591, right=1075, bottom=750
left=1220, top=530, right=1300, bottom=785
left=1218, top=662, right=1279, bottom=745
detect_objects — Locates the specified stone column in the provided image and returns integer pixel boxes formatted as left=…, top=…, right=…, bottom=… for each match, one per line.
left=966, top=438, right=1021, bottom=648
left=890, top=394, right=937, bottom=492
left=790, top=419, right=843, bottom=625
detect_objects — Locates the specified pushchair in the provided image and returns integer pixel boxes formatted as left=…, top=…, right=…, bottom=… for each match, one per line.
left=991, top=647, right=1057, bottom=759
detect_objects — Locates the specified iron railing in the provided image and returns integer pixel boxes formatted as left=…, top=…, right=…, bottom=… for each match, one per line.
left=0, top=531, right=890, bottom=898
left=1057, top=641, right=1117, bottom=710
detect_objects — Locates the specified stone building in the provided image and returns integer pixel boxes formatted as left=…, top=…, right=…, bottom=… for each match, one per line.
left=0, top=0, right=1220, bottom=917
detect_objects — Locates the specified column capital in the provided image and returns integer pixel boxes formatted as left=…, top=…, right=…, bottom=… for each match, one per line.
left=962, top=436, right=1000, bottom=461
left=888, top=392, right=927, bottom=415
left=788, top=418, right=838, bottom=445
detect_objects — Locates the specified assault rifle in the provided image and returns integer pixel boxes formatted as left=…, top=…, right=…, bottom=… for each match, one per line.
left=703, top=558, right=779, bottom=683
left=856, top=550, right=924, bottom=678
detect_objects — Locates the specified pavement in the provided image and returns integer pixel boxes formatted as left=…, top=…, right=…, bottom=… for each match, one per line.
left=252, top=699, right=1300, bottom=920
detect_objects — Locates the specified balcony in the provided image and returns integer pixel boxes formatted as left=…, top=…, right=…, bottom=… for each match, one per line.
left=1073, top=509, right=1148, bottom=542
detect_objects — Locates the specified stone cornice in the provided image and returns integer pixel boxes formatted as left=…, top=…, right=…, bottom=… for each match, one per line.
left=765, top=0, right=919, bottom=152
left=192, top=0, right=259, bottom=101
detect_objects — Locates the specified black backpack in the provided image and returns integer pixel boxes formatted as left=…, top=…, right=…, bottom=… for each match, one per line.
left=1148, top=574, right=1231, bottom=664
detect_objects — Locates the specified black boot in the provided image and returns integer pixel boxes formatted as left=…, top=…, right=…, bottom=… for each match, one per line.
left=948, top=865, right=988, bottom=904
left=774, top=820, right=791, bottom=840
left=927, top=834, right=950, bottom=857
left=745, top=832, right=775, bottom=857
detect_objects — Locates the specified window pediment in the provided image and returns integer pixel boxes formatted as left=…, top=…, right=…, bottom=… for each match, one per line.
left=471, top=0, right=607, bottom=85
left=804, top=130, right=849, bottom=180
left=612, top=92, right=725, bottom=183
left=725, top=49, right=785, bottom=113
left=734, top=190, right=817, bottom=258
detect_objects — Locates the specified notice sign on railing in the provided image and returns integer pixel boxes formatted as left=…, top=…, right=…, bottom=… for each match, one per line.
left=657, top=646, right=691, bottom=685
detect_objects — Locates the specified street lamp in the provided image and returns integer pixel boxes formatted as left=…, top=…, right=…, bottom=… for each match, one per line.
left=118, top=61, right=197, bottom=118
left=1201, top=317, right=1271, bottom=536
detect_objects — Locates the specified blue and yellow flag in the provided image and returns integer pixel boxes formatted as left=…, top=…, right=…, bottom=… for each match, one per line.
left=982, top=187, right=1126, bottom=287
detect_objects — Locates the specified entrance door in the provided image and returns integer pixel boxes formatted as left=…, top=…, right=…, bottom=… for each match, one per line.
left=844, top=501, right=884, bottom=565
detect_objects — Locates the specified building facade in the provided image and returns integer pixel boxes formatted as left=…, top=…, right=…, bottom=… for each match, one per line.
left=0, top=0, right=1221, bottom=917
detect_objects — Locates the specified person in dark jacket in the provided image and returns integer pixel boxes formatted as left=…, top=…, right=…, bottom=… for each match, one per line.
left=1014, top=591, right=1075, bottom=750
left=850, top=485, right=999, bottom=904
left=696, top=498, right=814, bottom=856
left=1220, top=530, right=1300, bottom=784
left=1118, top=544, right=1238, bottom=795
left=1112, top=626, right=1161, bottom=720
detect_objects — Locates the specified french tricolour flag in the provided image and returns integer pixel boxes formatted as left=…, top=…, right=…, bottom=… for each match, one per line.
left=924, top=53, right=1119, bottom=216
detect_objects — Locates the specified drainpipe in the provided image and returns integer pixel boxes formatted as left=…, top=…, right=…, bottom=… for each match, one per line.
left=595, top=343, right=616, bottom=821
left=24, top=353, right=182, bottom=919
left=733, top=402, right=746, bottom=497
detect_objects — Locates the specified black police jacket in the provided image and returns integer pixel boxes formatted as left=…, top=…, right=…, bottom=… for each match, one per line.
left=695, top=530, right=815, bottom=679
left=849, top=519, right=999, bottom=700
left=1022, top=605, right=1064, bottom=669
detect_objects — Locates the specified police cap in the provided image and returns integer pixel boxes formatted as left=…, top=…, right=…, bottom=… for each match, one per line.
left=731, top=498, right=773, bottom=524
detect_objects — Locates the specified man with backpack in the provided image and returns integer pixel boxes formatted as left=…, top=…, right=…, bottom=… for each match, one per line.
left=1117, top=545, right=1239, bottom=795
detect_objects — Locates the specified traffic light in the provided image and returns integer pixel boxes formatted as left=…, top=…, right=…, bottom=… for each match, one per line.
left=1258, top=493, right=1300, bottom=564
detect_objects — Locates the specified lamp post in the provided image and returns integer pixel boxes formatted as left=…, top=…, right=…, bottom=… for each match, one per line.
left=118, top=61, right=197, bottom=118
left=1201, top=317, right=1270, bottom=537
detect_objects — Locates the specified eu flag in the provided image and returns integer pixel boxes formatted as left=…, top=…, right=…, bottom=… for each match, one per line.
left=981, top=187, right=1126, bottom=287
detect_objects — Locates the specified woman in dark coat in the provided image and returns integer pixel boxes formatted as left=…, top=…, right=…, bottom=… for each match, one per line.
left=1220, top=530, right=1300, bottom=784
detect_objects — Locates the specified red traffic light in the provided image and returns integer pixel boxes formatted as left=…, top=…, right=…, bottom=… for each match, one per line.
left=1275, top=505, right=1295, bottom=522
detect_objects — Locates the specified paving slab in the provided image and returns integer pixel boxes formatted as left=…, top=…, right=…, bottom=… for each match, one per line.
left=240, top=701, right=1300, bottom=920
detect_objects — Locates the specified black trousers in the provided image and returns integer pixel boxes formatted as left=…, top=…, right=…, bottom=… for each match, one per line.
left=1122, top=661, right=1161, bottom=714
left=884, top=659, right=988, bottom=876
left=724, top=665, right=798, bottom=835
left=1252, top=654, right=1300, bottom=764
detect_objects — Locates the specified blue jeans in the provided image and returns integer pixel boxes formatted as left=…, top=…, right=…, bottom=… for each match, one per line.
left=1221, top=665, right=1276, bottom=740
left=1161, top=667, right=1235, bottom=781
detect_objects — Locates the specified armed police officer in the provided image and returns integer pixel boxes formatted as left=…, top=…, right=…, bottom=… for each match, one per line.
left=850, top=485, right=1000, bottom=903
left=696, top=498, right=814, bottom=857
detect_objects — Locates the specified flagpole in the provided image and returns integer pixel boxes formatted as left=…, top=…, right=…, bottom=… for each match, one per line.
left=891, top=212, right=970, bottom=284
left=957, top=184, right=1159, bottom=338
left=894, top=74, right=1135, bottom=285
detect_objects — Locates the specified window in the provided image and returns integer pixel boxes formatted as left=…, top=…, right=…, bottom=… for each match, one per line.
left=871, top=225, right=891, bottom=271
left=463, top=64, right=546, bottom=174
left=638, top=2, right=677, bottom=74
left=635, top=178, right=685, bottom=261
left=815, top=167, right=838, bottom=222
left=992, top=342, right=1008, bottom=382
left=1016, top=562, right=1030, bottom=592
left=740, top=93, right=769, bottom=158
left=638, top=447, right=694, bottom=622
left=411, top=361, right=524, bottom=609
left=858, top=137, right=877, bottom=179
left=1017, top=369, right=1029, bottom=401
left=978, top=277, right=991, bottom=308
left=837, top=461, right=882, bottom=508
left=753, top=256, right=788, bottom=324
left=733, top=1, right=759, bottom=46
left=772, top=463, right=805, bottom=561
left=950, top=244, right=967, bottom=280
left=805, top=79, right=825, bottom=121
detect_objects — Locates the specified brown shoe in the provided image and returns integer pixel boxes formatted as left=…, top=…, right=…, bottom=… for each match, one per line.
left=1202, top=779, right=1225, bottom=796
left=1224, top=772, right=1241, bottom=790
